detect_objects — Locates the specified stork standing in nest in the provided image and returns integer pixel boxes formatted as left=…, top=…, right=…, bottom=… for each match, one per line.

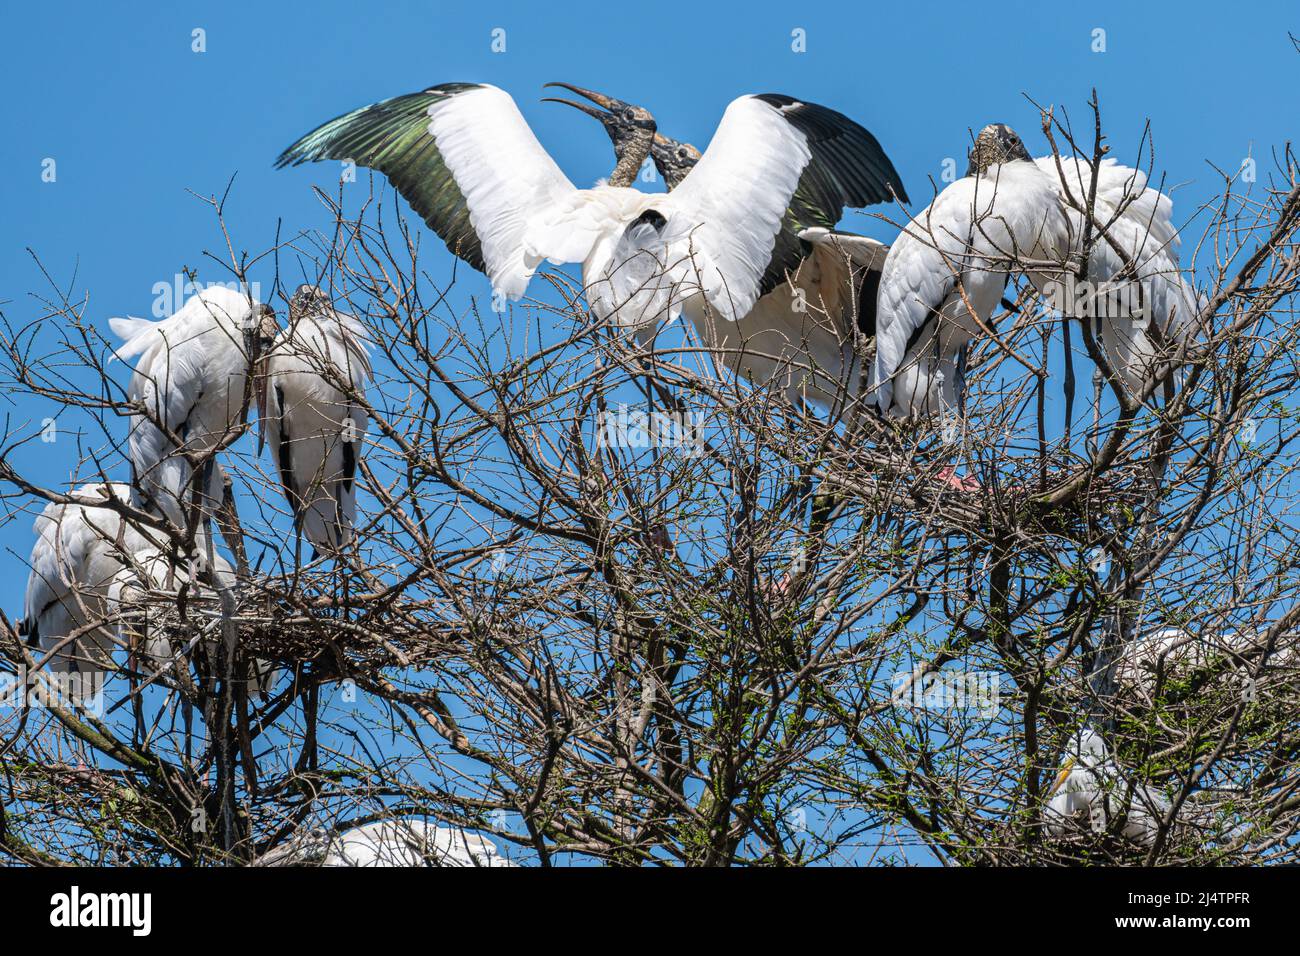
left=111, top=287, right=278, bottom=541
left=258, top=284, right=372, bottom=560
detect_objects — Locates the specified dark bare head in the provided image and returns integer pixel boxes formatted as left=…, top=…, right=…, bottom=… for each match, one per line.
left=966, top=123, right=1031, bottom=177
left=288, top=283, right=333, bottom=322
left=649, top=132, right=702, bottom=190
left=543, top=82, right=656, bottom=187
left=243, top=301, right=279, bottom=353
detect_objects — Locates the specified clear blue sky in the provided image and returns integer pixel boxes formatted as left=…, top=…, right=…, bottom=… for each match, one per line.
left=0, top=0, right=1295, bottom=860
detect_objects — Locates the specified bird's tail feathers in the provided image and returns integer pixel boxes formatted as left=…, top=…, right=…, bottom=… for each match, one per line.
left=108, top=316, right=163, bottom=363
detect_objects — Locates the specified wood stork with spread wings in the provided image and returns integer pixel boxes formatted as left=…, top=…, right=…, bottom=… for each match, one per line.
left=256, top=819, right=516, bottom=867
left=1044, top=727, right=1169, bottom=847
left=258, top=285, right=372, bottom=555
left=18, top=483, right=232, bottom=675
left=872, top=124, right=1072, bottom=419
left=276, top=82, right=906, bottom=349
left=111, top=286, right=279, bottom=532
left=545, top=84, right=899, bottom=413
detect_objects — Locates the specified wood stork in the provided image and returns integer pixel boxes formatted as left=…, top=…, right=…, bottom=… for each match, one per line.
left=1033, top=154, right=1199, bottom=396
left=276, top=82, right=906, bottom=350
left=18, top=483, right=230, bottom=675
left=1113, top=624, right=1296, bottom=700
left=1113, top=625, right=1215, bottom=696
left=546, top=84, right=899, bottom=413
left=256, top=819, right=516, bottom=867
left=872, top=124, right=1072, bottom=419
left=258, top=285, right=372, bottom=554
left=111, top=286, right=279, bottom=532
left=1044, top=727, right=1169, bottom=846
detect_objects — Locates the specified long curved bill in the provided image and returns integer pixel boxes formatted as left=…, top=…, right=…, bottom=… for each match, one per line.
left=540, top=82, right=626, bottom=121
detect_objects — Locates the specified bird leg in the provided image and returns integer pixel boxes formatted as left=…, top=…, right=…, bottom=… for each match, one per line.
left=296, top=676, right=319, bottom=774
left=636, top=342, right=672, bottom=560
left=214, top=471, right=249, bottom=578
left=1087, top=366, right=1104, bottom=459
left=932, top=359, right=981, bottom=494
left=234, top=667, right=258, bottom=798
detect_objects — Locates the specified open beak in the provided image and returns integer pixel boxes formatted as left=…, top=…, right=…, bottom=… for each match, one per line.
left=541, top=82, right=626, bottom=123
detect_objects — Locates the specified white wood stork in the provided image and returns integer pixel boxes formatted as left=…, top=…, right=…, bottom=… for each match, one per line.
left=1113, top=624, right=1297, bottom=700
left=547, top=84, right=898, bottom=412
left=1113, top=625, right=1218, bottom=697
left=276, top=82, right=906, bottom=350
left=258, top=285, right=372, bottom=554
left=18, top=483, right=230, bottom=675
left=256, top=819, right=516, bottom=867
left=872, top=124, right=1072, bottom=419
left=112, top=287, right=279, bottom=531
left=1033, top=154, right=1199, bottom=395
left=874, top=123, right=1197, bottom=419
left=1044, top=727, right=1169, bottom=846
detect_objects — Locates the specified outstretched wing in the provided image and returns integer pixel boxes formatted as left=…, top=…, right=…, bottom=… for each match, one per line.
left=758, top=94, right=908, bottom=296
left=660, top=94, right=906, bottom=327
left=278, top=83, right=581, bottom=299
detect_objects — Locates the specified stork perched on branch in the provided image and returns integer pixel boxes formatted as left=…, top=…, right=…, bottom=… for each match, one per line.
left=258, top=285, right=372, bottom=556
left=1044, top=727, right=1170, bottom=847
left=256, top=819, right=516, bottom=867
left=111, top=286, right=279, bottom=536
left=1112, top=624, right=1298, bottom=702
left=1033, top=153, right=1199, bottom=396
left=18, top=483, right=231, bottom=676
left=547, top=84, right=899, bottom=413
left=872, top=124, right=1072, bottom=420
left=873, top=122, right=1197, bottom=420
left=276, top=82, right=906, bottom=347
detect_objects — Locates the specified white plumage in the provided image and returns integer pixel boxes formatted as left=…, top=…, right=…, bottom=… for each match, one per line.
left=260, top=286, right=372, bottom=553
left=112, top=286, right=278, bottom=530
left=278, top=83, right=904, bottom=346
left=567, top=101, right=895, bottom=414
left=1113, top=625, right=1216, bottom=696
left=1114, top=624, right=1297, bottom=700
left=257, top=820, right=516, bottom=867
left=1034, top=156, right=1199, bottom=394
left=443, top=89, right=819, bottom=333
left=1044, top=728, right=1168, bottom=847
left=19, top=482, right=227, bottom=675
left=631, top=95, right=813, bottom=327
left=425, top=88, right=580, bottom=299
left=873, top=156, right=1070, bottom=417
left=691, top=229, right=887, bottom=411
